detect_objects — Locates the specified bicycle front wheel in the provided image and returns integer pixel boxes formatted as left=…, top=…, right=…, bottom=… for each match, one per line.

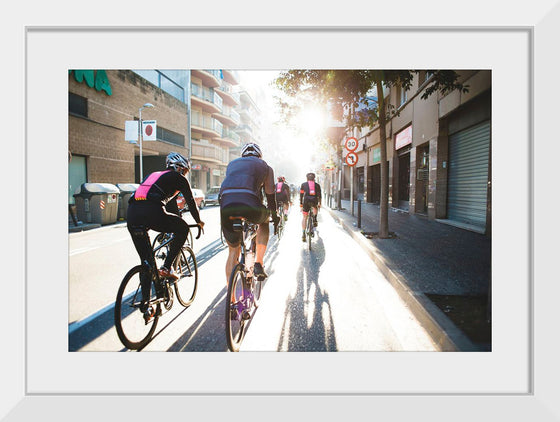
left=114, top=266, right=159, bottom=350
left=226, top=264, right=247, bottom=352
left=173, top=246, right=198, bottom=307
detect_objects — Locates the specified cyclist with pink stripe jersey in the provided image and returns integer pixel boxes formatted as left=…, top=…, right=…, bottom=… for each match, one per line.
left=300, top=172, right=322, bottom=242
left=127, top=152, right=205, bottom=281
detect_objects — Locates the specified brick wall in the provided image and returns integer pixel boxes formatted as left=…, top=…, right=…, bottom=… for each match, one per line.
left=69, top=70, right=189, bottom=185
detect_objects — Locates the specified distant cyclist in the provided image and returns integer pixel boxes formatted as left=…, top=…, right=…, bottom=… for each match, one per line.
left=300, top=172, right=322, bottom=242
left=275, top=176, right=291, bottom=221
left=220, top=143, right=280, bottom=284
left=127, top=152, right=205, bottom=283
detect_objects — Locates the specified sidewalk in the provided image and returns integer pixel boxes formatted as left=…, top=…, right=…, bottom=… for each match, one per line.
left=326, top=200, right=491, bottom=351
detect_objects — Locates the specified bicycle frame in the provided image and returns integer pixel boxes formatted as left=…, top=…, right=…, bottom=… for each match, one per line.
left=234, top=218, right=258, bottom=272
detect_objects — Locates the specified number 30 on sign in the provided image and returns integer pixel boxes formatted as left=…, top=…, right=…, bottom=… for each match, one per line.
left=345, top=137, right=358, bottom=151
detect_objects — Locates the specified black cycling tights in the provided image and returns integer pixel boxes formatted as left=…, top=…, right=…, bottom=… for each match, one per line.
left=127, top=200, right=188, bottom=270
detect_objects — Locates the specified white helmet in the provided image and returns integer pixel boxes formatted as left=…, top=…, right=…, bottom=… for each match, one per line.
left=240, top=143, right=262, bottom=158
left=166, top=152, right=191, bottom=172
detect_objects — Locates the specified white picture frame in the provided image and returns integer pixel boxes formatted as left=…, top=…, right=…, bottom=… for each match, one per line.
left=5, top=0, right=558, bottom=419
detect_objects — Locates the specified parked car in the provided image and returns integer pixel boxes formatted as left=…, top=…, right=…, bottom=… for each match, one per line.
left=176, top=189, right=205, bottom=210
left=205, top=186, right=221, bottom=206
left=192, top=189, right=205, bottom=209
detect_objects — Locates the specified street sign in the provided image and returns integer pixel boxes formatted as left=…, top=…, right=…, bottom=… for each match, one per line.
left=125, top=121, right=138, bottom=142
left=345, top=137, right=358, bottom=151
left=142, top=120, right=157, bottom=141
left=345, top=151, right=358, bottom=167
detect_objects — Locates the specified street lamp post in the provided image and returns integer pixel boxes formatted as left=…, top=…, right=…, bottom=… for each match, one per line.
left=138, top=102, right=154, bottom=181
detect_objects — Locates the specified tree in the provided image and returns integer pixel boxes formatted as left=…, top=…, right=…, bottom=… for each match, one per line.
left=275, top=70, right=468, bottom=238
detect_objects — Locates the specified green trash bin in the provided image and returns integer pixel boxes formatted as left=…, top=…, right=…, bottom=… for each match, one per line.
left=73, top=183, right=120, bottom=225
left=116, top=183, right=139, bottom=221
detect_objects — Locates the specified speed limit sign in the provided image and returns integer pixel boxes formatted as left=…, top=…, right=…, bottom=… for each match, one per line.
left=345, top=137, right=358, bottom=151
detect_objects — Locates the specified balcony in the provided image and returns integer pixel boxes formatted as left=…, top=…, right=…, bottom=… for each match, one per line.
left=235, top=124, right=255, bottom=142
left=191, top=84, right=223, bottom=114
left=216, top=81, right=240, bottom=106
left=213, top=108, right=240, bottom=127
left=221, top=69, right=239, bottom=85
left=191, top=69, right=220, bottom=88
left=191, top=112, right=222, bottom=139
left=214, top=127, right=241, bottom=148
left=191, top=142, right=228, bottom=165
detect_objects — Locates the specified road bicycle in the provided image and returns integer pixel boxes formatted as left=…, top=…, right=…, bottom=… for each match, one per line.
left=152, top=208, right=194, bottom=258
left=225, top=216, right=265, bottom=352
left=114, top=224, right=201, bottom=350
left=304, top=207, right=318, bottom=250
left=276, top=202, right=286, bottom=239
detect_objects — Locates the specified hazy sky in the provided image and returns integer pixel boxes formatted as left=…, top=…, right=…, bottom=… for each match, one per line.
left=236, top=70, right=331, bottom=184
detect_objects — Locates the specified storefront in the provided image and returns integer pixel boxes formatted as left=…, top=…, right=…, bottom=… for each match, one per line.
left=415, top=143, right=430, bottom=215
left=394, top=126, right=412, bottom=211
left=447, top=120, right=491, bottom=231
left=367, top=146, right=381, bottom=204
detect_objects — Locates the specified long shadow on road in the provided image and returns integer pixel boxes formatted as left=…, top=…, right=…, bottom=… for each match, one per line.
left=166, top=233, right=284, bottom=352
left=68, top=238, right=227, bottom=351
left=277, top=235, right=338, bottom=351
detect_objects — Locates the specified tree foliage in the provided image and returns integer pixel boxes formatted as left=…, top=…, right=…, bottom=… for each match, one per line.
left=276, top=70, right=468, bottom=130
left=275, top=69, right=469, bottom=239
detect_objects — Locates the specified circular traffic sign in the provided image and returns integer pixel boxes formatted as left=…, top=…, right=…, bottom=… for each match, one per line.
left=345, top=151, right=358, bottom=167
left=345, top=137, right=358, bottom=151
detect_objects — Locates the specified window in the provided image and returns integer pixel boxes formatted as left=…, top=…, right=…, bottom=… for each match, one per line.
left=69, top=92, right=87, bottom=117
left=133, top=70, right=185, bottom=103
left=419, top=71, right=434, bottom=86
left=156, top=126, right=185, bottom=147
left=68, top=154, right=87, bottom=204
left=396, top=85, right=407, bottom=108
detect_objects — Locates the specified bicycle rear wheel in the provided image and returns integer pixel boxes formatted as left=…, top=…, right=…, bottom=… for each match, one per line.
left=277, top=207, right=284, bottom=239
left=114, top=266, right=159, bottom=350
left=307, top=216, right=312, bottom=250
left=173, top=246, right=198, bottom=307
left=226, top=264, right=247, bottom=352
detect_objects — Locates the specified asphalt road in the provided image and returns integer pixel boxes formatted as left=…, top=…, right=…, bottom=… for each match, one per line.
left=69, top=205, right=437, bottom=352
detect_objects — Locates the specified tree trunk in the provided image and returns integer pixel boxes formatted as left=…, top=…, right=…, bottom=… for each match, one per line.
left=376, top=77, right=390, bottom=238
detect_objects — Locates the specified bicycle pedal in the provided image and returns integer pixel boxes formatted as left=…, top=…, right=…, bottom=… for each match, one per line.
left=143, top=306, right=155, bottom=324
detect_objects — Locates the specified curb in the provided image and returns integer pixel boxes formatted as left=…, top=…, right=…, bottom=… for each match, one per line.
left=325, top=206, right=479, bottom=352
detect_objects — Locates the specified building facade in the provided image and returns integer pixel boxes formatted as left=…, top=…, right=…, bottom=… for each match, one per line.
left=337, top=70, right=492, bottom=235
left=68, top=69, right=259, bottom=206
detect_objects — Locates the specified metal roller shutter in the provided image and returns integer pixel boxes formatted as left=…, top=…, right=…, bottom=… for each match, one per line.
left=447, top=120, right=490, bottom=230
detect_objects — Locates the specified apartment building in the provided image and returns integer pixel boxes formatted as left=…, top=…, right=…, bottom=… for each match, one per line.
left=337, top=70, right=491, bottom=235
left=68, top=69, right=255, bottom=206
left=189, top=70, right=242, bottom=191
left=236, top=90, right=261, bottom=148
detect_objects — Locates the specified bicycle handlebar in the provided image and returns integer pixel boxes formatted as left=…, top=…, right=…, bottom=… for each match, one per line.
left=187, top=224, right=203, bottom=239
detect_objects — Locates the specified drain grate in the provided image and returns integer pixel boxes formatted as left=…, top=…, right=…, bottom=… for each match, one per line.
left=361, top=231, right=397, bottom=239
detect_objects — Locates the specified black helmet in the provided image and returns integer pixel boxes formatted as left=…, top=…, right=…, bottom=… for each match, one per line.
left=306, top=172, right=315, bottom=181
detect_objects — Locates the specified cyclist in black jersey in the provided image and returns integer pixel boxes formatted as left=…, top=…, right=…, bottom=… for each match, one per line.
left=300, top=172, right=322, bottom=242
left=220, top=143, right=280, bottom=283
left=127, top=152, right=205, bottom=281
left=275, top=176, right=291, bottom=221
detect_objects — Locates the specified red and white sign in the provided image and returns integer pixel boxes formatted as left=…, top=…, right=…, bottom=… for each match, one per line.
left=345, top=137, right=358, bottom=151
left=395, top=126, right=412, bottom=150
left=345, top=151, right=358, bottom=167
left=142, top=120, right=157, bottom=141
left=100, top=200, right=105, bottom=210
